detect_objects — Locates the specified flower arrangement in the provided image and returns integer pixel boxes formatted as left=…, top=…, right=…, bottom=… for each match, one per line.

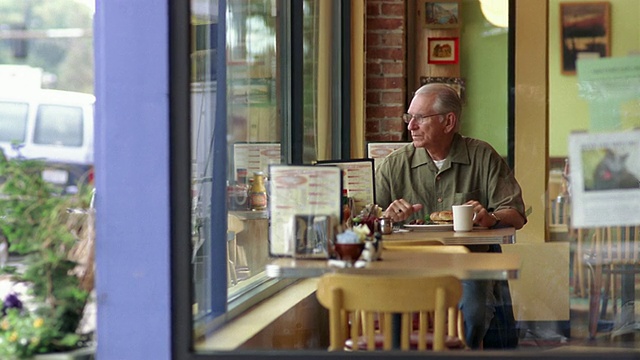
left=0, top=304, right=52, bottom=358
left=0, top=153, right=95, bottom=358
left=351, top=204, right=383, bottom=233
left=335, top=223, right=371, bottom=244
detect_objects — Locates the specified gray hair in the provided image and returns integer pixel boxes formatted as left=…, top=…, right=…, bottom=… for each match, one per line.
left=414, top=83, right=462, bottom=128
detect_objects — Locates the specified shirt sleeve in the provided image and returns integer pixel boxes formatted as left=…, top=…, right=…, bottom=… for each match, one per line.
left=374, top=158, right=393, bottom=209
left=487, top=150, right=527, bottom=220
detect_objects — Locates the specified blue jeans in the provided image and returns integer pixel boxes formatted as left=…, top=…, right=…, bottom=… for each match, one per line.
left=459, top=245, right=519, bottom=349
left=460, top=279, right=496, bottom=349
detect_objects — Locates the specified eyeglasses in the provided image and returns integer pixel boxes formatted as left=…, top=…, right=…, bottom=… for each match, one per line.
left=402, top=112, right=447, bottom=125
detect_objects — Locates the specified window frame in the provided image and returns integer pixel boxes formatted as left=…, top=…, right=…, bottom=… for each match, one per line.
left=174, top=0, right=353, bottom=357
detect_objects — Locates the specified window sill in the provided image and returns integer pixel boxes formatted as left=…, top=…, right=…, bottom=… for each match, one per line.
left=195, top=278, right=319, bottom=351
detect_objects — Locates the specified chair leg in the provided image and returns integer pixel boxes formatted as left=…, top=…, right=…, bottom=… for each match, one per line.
left=599, top=267, right=611, bottom=321
left=588, top=262, right=603, bottom=339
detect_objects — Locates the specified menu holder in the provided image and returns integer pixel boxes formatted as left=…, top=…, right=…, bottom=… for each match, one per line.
left=316, top=159, right=375, bottom=216
left=268, top=165, right=342, bottom=257
left=366, top=141, right=410, bottom=168
left=232, top=142, right=281, bottom=179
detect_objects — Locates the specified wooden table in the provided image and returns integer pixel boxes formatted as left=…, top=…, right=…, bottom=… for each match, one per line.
left=266, top=250, right=521, bottom=280
left=266, top=236, right=522, bottom=350
left=382, top=226, right=516, bottom=245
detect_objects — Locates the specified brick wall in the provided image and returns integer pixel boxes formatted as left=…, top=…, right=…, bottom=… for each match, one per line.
left=365, top=0, right=407, bottom=142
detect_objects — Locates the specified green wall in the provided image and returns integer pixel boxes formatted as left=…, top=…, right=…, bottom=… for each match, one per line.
left=459, top=0, right=640, bottom=159
left=460, top=0, right=509, bottom=155
left=549, top=0, right=640, bottom=159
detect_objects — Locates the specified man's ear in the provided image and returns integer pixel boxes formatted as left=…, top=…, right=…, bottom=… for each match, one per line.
left=443, top=113, right=457, bottom=133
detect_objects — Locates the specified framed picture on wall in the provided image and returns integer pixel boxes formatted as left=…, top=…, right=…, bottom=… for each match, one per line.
left=560, top=2, right=611, bottom=75
left=427, top=37, right=459, bottom=64
left=419, top=76, right=466, bottom=103
left=423, top=0, right=461, bottom=28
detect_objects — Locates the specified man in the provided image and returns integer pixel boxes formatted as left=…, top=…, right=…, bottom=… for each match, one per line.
left=375, top=83, right=527, bottom=349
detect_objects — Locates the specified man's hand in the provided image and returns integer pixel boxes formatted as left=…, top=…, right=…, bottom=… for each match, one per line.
left=384, top=199, right=423, bottom=222
left=465, top=200, right=496, bottom=228
left=465, top=200, right=526, bottom=229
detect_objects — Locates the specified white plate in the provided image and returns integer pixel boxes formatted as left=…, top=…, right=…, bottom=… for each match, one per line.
left=403, top=224, right=453, bottom=231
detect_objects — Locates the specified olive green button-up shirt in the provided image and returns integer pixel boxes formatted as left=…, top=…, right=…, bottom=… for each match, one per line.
left=375, top=133, right=527, bottom=224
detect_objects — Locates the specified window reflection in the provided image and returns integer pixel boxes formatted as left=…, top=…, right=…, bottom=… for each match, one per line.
left=191, top=0, right=332, bottom=324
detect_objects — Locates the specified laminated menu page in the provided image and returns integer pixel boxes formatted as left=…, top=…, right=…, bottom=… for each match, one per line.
left=316, top=159, right=375, bottom=215
left=366, top=142, right=410, bottom=168
left=233, top=143, right=281, bottom=178
left=268, top=165, right=342, bottom=257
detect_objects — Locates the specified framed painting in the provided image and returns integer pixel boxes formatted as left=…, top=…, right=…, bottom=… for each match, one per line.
left=560, top=2, right=610, bottom=75
left=423, top=0, right=461, bottom=29
left=427, top=37, right=459, bottom=64
left=419, top=76, right=466, bottom=103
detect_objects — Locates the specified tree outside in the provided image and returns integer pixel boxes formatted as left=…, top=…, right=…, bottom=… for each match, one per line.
left=0, top=0, right=94, bottom=93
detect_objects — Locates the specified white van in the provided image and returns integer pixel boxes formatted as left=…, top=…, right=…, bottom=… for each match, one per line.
left=0, top=89, right=95, bottom=194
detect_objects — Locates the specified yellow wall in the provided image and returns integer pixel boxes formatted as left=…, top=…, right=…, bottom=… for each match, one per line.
left=549, top=0, right=640, bottom=158
left=511, top=0, right=570, bottom=322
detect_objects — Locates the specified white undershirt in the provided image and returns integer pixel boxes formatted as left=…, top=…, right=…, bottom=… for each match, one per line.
left=433, top=159, right=445, bottom=170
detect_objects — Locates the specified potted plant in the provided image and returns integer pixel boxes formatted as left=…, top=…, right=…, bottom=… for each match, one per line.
left=0, top=152, right=95, bottom=359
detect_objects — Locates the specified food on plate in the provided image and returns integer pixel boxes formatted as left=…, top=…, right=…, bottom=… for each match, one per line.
left=408, top=218, right=425, bottom=225
left=429, top=210, right=453, bottom=224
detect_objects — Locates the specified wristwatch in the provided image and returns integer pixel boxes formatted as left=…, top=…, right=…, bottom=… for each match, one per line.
left=489, top=212, right=501, bottom=228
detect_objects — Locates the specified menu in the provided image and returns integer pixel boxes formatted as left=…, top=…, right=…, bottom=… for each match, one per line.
left=316, top=159, right=375, bottom=215
left=268, top=165, right=342, bottom=257
left=366, top=142, right=410, bottom=168
left=233, top=143, right=281, bottom=179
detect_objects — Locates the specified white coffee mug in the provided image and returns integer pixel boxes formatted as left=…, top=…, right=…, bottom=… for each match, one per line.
left=452, top=205, right=476, bottom=232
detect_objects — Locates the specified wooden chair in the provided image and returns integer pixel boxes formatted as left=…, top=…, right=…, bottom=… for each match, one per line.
left=316, top=273, right=465, bottom=351
left=382, top=239, right=444, bottom=247
left=383, top=244, right=469, bottom=254
left=227, top=214, right=245, bottom=285
left=582, top=225, right=640, bottom=339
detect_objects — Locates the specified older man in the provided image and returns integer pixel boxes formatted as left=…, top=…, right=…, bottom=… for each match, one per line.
left=375, top=83, right=527, bottom=349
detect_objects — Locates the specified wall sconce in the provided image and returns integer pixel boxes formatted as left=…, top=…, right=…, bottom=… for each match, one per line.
left=479, top=0, right=509, bottom=28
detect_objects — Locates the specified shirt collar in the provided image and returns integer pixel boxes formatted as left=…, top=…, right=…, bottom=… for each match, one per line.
left=410, top=133, right=471, bottom=169
left=448, top=133, right=471, bottom=165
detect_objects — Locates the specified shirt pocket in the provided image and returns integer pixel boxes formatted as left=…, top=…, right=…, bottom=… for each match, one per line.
left=453, top=189, right=482, bottom=205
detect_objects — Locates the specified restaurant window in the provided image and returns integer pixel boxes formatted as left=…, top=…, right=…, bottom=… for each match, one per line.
left=190, top=0, right=345, bottom=334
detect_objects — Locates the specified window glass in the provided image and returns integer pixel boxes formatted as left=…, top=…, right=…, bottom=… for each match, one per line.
left=0, top=101, right=28, bottom=143
left=34, top=105, right=84, bottom=146
left=190, top=0, right=335, bottom=330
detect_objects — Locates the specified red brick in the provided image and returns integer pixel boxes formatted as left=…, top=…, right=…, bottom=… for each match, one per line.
left=366, top=62, right=382, bottom=75
left=381, top=62, right=403, bottom=75
left=367, top=132, right=405, bottom=142
left=379, top=33, right=404, bottom=47
left=367, top=18, right=403, bottom=31
left=368, top=105, right=404, bottom=118
left=366, top=77, right=386, bottom=90
left=366, top=3, right=380, bottom=16
left=380, top=91, right=404, bottom=104
left=381, top=3, right=404, bottom=16
left=366, top=33, right=380, bottom=47
left=380, top=118, right=405, bottom=132
left=366, top=91, right=381, bottom=105
left=367, top=48, right=404, bottom=61
left=365, top=120, right=380, bottom=133
left=382, top=77, right=404, bottom=88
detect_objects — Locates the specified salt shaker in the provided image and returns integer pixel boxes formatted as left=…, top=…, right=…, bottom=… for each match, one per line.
left=378, top=217, right=393, bottom=235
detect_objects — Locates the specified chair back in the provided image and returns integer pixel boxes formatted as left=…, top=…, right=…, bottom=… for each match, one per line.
left=575, top=225, right=640, bottom=338
left=582, top=225, right=640, bottom=265
left=316, top=274, right=463, bottom=351
left=383, top=239, right=444, bottom=247
left=383, top=244, right=469, bottom=254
